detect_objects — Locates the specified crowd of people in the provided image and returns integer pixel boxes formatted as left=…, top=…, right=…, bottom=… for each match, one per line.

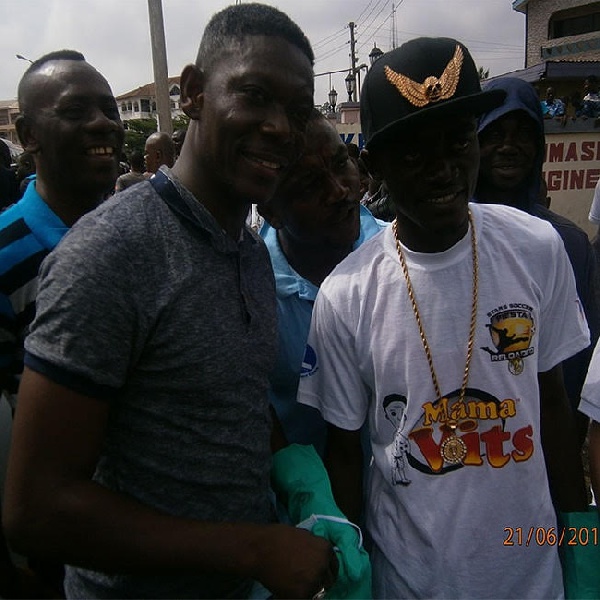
left=537, top=75, right=600, bottom=122
left=0, top=2, right=600, bottom=599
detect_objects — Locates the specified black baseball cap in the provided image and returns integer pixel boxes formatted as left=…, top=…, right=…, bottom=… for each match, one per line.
left=360, top=37, right=506, bottom=151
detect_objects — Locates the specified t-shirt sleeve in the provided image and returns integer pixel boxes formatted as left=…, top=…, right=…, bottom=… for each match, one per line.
left=297, top=285, right=369, bottom=431
left=24, top=217, right=142, bottom=399
left=580, top=338, right=600, bottom=422
left=589, top=180, right=600, bottom=225
left=537, top=229, right=590, bottom=372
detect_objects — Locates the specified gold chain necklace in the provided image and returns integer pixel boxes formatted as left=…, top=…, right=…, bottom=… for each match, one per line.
left=392, top=212, right=479, bottom=464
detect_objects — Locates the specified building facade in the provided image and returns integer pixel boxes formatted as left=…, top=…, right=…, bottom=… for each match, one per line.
left=116, top=76, right=183, bottom=123
left=0, top=100, right=20, bottom=146
left=514, top=0, right=600, bottom=66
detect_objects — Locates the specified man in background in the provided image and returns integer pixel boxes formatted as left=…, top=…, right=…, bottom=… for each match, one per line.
left=115, top=150, right=145, bottom=191
left=260, top=109, right=385, bottom=455
left=475, top=76, right=599, bottom=446
left=143, top=130, right=175, bottom=176
left=540, top=86, right=565, bottom=119
left=0, top=49, right=124, bottom=597
left=172, top=127, right=187, bottom=159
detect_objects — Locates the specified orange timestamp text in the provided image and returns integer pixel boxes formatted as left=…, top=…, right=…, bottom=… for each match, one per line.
left=504, top=526, right=598, bottom=547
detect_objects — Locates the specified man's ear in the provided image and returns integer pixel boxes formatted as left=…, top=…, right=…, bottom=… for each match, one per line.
left=179, top=64, right=204, bottom=120
left=15, top=115, right=40, bottom=154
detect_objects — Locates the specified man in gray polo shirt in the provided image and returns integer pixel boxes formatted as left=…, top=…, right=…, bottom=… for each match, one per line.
left=3, top=4, right=338, bottom=599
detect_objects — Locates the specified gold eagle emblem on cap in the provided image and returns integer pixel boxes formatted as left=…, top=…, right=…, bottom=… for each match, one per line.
left=384, top=45, right=464, bottom=107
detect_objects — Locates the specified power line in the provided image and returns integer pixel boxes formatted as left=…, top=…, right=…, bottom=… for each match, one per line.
left=356, top=0, right=378, bottom=24
left=356, top=0, right=387, bottom=29
left=312, top=26, right=347, bottom=50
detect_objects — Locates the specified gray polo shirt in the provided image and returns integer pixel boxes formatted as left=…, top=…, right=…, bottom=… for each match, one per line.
left=25, top=168, right=278, bottom=598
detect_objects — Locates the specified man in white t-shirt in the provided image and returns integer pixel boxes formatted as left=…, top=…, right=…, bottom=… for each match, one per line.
left=298, top=37, right=590, bottom=598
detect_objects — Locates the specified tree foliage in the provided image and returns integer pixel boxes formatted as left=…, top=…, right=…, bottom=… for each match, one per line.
left=172, top=114, right=190, bottom=131
left=125, top=118, right=158, bottom=136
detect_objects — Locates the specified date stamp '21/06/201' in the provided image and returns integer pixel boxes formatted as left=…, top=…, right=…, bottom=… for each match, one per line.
left=504, top=527, right=598, bottom=547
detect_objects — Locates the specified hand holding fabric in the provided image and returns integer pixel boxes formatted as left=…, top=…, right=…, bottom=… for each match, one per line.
left=271, top=444, right=371, bottom=599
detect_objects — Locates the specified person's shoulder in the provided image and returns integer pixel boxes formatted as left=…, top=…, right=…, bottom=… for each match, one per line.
left=474, top=203, right=559, bottom=250
left=0, top=194, right=25, bottom=225
left=534, top=206, right=592, bottom=251
left=62, top=181, right=161, bottom=250
left=329, top=226, right=388, bottom=281
left=0, top=184, right=42, bottom=234
left=473, top=202, right=534, bottom=224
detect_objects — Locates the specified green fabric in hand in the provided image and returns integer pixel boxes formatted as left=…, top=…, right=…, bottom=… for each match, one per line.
left=271, top=444, right=372, bottom=599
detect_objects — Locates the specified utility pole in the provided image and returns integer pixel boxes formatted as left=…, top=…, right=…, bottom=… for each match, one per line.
left=147, top=0, right=172, bottom=135
left=348, top=21, right=358, bottom=101
left=391, top=4, right=397, bottom=49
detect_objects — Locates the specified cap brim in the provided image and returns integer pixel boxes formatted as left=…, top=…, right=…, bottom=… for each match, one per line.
left=366, top=88, right=506, bottom=151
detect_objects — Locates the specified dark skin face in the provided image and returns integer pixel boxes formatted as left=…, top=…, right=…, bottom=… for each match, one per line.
left=173, top=35, right=314, bottom=238
left=369, top=115, right=479, bottom=252
left=260, top=117, right=361, bottom=286
left=144, top=133, right=174, bottom=173
left=478, top=111, right=538, bottom=197
left=17, top=60, right=124, bottom=222
left=267, top=118, right=361, bottom=252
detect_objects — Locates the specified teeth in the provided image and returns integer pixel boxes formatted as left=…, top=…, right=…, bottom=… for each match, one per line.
left=428, top=193, right=455, bottom=204
left=251, top=156, right=281, bottom=170
left=87, top=147, right=114, bottom=156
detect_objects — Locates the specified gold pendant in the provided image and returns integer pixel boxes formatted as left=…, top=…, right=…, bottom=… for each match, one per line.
left=508, top=358, right=524, bottom=376
left=441, top=434, right=467, bottom=464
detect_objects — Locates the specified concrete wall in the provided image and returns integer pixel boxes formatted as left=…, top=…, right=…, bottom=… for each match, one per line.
left=543, top=127, right=600, bottom=237
left=526, top=0, right=600, bottom=66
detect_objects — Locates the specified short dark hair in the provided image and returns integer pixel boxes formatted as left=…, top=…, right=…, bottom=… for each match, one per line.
left=129, top=150, right=145, bottom=172
left=196, top=3, right=314, bottom=71
left=18, top=49, right=86, bottom=115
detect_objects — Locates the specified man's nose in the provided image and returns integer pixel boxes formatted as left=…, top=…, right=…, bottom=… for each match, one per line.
left=260, top=104, right=291, bottom=137
left=324, top=175, right=350, bottom=204
left=426, top=153, right=456, bottom=183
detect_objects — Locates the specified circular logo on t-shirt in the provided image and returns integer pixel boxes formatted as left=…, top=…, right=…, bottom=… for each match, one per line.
left=300, top=344, right=318, bottom=377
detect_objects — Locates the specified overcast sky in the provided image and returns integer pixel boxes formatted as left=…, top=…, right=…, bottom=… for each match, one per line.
left=1, top=0, right=526, bottom=107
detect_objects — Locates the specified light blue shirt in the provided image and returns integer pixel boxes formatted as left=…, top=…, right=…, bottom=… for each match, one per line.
left=261, top=205, right=387, bottom=455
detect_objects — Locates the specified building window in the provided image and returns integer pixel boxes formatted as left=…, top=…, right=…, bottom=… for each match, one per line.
left=127, top=102, right=132, bottom=111
left=121, top=103, right=127, bottom=112
left=152, top=102, right=157, bottom=111
left=550, top=3, right=600, bottom=39
left=169, top=85, right=180, bottom=96
left=141, top=99, right=150, bottom=112
left=133, top=102, right=139, bottom=112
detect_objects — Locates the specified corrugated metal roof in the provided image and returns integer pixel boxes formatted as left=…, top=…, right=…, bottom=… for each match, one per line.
left=485, top=60, right=600, bottom=84
left=116, top=76, right=180, bottom=100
